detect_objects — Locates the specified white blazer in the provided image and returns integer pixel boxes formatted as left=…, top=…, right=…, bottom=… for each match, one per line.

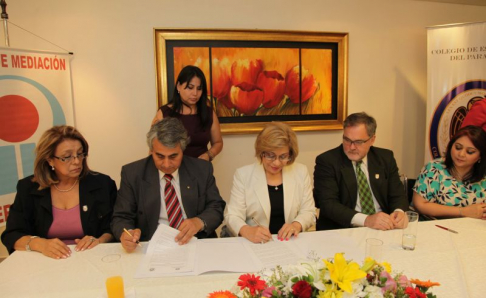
left=225, top=162, right=316, bottom=236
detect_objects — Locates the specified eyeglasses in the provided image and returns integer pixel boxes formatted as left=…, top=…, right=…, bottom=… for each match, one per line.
left=343, top=136, right=373, bottom=147
left=262, top=152, right=291, bottom=162
left=52, top=152, right=87, bottom=163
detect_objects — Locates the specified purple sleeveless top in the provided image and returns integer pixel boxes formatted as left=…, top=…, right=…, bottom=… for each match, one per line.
left=47, top=205, right=84, bottom=245
left=161, top=105, right=213, bottom=158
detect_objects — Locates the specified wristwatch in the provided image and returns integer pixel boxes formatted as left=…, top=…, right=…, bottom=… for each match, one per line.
left=26, top=236, right=39, bottom=252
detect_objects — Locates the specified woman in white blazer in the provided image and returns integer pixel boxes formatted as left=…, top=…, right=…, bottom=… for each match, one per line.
left=225, top=122, right=316, bottom=243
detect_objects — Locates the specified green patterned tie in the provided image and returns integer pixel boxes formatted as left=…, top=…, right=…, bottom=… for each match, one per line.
left=356, top=161, right=376, bottom=215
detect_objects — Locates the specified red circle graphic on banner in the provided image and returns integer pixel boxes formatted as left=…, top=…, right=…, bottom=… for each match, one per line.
left=0, top=95, right=40, bottom=142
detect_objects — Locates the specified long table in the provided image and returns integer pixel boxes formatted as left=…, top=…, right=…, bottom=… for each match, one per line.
left=0, top=218, right=485, bottom=297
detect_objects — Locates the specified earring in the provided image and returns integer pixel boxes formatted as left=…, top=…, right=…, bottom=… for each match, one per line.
left=51, top=165, right=55, bottom=170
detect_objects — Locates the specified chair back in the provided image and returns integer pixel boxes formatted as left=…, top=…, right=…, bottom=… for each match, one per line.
left=400, top=174, right=416, bottom=204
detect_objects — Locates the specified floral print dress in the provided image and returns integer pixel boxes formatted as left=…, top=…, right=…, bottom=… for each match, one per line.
left=413, top=158, right=486, bottom=206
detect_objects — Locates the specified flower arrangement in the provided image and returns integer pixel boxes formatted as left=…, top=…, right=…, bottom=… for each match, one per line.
left=208, top=253, right=439, bottom=298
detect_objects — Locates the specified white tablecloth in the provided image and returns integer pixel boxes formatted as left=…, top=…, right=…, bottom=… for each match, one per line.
left=0, top=218, right=485, bottom=298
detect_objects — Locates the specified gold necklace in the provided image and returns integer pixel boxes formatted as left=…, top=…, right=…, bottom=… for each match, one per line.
left=53, top=179, right=79, bottom=192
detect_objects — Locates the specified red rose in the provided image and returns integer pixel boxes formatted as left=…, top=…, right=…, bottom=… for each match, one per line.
left=292, top=280, right=312, bottom=298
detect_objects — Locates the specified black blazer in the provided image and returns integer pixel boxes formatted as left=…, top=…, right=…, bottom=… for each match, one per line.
left=1, top=172, right=117, bottom=254
left=111, top=155, right=226, bottom=241
left=314, top=145, right=409, bottom=230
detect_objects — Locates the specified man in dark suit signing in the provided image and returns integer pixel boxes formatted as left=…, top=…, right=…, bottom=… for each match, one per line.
left=314, top=112, right=409, bottom=230
left=111, top=118, right=225, bottom=252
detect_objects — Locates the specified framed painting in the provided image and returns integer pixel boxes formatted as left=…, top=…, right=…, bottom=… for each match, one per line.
left=154, top=28, right=348, bottom=134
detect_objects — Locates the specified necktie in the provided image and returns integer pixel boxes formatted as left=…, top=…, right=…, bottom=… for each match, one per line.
left=355, top=161, right=376, bottom=215
left=164, top=174, right=183, bottom=229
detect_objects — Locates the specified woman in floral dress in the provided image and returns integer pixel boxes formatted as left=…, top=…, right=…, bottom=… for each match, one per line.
left=413, top=125, right=486, bottom=219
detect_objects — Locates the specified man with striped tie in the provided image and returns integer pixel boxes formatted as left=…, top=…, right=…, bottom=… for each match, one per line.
left=314, top=112, right=409, bottom=231
left=112, top=118, right=225, bottom=252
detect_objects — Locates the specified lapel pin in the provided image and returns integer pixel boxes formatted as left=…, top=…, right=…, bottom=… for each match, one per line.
left=375, top=174, right=379, bottom=179
left=82, top=205, right=88, bottom=212
left=187, top=186, right=190, bottom=189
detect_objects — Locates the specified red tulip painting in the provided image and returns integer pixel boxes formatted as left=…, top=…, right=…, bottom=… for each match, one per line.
left=172, top=47, right=333, bottom=117
left=155, top=29, right=349, bottom=134
left=212, top=58, right=232, bottom=100
left=257, top=71, right=286, bottom=109
left=231, top=59, right=263, bottom=86
left=230, top=83, right=264, bottom=115
left=284, top=66, right=318, bottom=104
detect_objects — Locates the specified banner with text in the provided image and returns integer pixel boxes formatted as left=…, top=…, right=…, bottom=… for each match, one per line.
left=0, top=48, right=74, bottom=226
left=426, top=22, right=486, bottom=162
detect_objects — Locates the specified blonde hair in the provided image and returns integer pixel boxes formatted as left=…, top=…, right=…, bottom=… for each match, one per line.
left=255, top=122, right=298, bottom=165
left=33, top=125, right=90, bottom=189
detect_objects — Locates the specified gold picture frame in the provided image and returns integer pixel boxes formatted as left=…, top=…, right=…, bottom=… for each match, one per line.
left=154, top=28, right=348, bottom=134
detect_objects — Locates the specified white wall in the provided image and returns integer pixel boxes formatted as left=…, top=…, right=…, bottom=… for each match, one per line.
left=3, top=0, right=486, bottom=204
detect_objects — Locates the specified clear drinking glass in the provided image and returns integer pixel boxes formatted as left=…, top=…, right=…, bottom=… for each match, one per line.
left=365, top=238, right=383, bottom=262
left=402, top=211, right=419, bottom=250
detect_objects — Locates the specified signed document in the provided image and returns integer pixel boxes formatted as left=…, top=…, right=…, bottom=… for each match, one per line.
left=243, top=236, right=306, bottom=269
left=135, top=226, right=305, bottom=278
left=135, top=224, right=197, bottom=278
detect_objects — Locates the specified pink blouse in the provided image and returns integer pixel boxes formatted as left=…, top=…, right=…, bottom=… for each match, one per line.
left=47, top=204, right=84, bottom=245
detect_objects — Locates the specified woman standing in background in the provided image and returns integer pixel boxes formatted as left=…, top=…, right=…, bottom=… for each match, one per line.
left=152, top=65, right=223, bottom=161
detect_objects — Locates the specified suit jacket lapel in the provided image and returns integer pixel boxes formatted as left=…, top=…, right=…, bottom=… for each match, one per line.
left=35, top=188, right=52, bottom=213
left=179, top=158, right=198, bottom=218
left=33, top=187, right=53, bottom=236
left=282, top=165, right=295, bottom=223
left=253, top=163, right=271, bottom=223
left=340, top=152, right=358, bottom=207
left=142, top=158, right=162, bottom=236
left=79, top=176, right=96, bottom=228
left=367, top=150, right=387, bottom=209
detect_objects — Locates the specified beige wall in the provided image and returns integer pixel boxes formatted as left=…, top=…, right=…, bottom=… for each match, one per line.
left=1, top=0, right=485, bottom=256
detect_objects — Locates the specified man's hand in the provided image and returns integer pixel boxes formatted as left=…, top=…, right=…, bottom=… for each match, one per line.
left=391, top=211, right=407, bottom=228
left=120, top=229, right=141, bottom=252
left=364, top=212, right=395, bottom=230
left=175, top=218, right=203, bottom=245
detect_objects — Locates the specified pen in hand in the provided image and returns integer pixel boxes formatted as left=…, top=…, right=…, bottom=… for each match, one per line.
left=123, top=228, right=142, bottom=247
left=251, top=217, right=274, bottom=242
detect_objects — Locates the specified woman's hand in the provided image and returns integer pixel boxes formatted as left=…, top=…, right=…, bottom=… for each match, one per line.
left=74, top=235, right=100, bottom=251
left=198, top=152, right=210, bottom=161
left=239, top=225, right=272, bottom=244
left=277, top=222, right=302, bottom=241
left=463, top=203, right=486, bottom=219
left=34, top=238, right=71, bottom=259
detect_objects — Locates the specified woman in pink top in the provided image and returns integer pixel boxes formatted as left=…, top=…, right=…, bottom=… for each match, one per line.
left=1, top=126, right=117, bottom=259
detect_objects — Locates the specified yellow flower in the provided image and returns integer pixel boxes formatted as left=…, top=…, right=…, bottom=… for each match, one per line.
left=381, top=261, right=391, bottom=273
left=323, top=253, right=367, bottom=293
left=360, top=257, right=391, bottom=273
left=317, top=283, right=343, bottom=298
left=360, top=257, right=376, bottom=272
